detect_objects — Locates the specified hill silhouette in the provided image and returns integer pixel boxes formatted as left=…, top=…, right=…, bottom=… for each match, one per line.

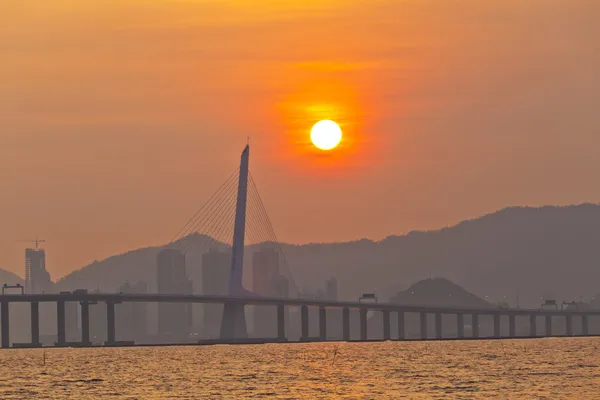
left=56, top=204, right=600, bottom=308
left=56, top=234, right=227, bottom=292
left=0, top=268, right=24, bottom=286
left=390, top=278, right=492, bottom=308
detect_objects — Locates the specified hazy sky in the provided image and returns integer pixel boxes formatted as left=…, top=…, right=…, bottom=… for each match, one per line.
left=1, top=0, right=599, bottom=278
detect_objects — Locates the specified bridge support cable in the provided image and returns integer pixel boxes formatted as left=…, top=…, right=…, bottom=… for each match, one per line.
left=168, top=169, right=240, bottom=267
left=180, top=176, right=237, bottom=241
left=247, top=173, right=298, bottom=296
left=162, top=146, right=297, bottom=317
left=169, top=168, right=239, bottom=244
left=183, top=182, right=239, bottom=268
left=242, top=187, right=264, bottom=247
left=247, top=175, right=298, bottom=296
left=246, top=177, right=285, bottom=257
left=249, top=175, right=291, bottom=259
left=245, top=177, right=274, bottom=247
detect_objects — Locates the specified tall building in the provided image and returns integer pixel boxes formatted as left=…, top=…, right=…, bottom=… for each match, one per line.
left=276, top=275, right=290, bottom=299
left=252, top=248, right=280, bottom=337
left=116, top=281, right=149, bottom=343
left=201, top=249, right=230, bottom=338
left=157, top=249, right=193, bottom=339
left=252, top=248, right=280, bottom=296
left=25, top=248, right=53, bottom=294
left=326, top=277, right=338, bottom=301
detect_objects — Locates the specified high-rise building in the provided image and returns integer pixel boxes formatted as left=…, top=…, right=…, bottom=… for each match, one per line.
left=157, top=249, right=193, bottom=339
left=252, top=248, right=280, bottom=337
left=25, top=248, right=53, bottom=294
left=326, top=277, right=338, bottom=301
left=201, top=249, right=230, bottom=338
left=276, top=275, right=290, bottom=299
left=252, top=248, right=279, bottom=296
left=116, top=281, right=149, bottom=343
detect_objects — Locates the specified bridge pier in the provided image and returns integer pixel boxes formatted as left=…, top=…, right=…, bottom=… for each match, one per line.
left=57, top=300, right=66, bottom=346
left=13, top=293, right=600, bottom=347
left=472, top=314, right=479, bottom=338
left=319, top=307, right=327, bottom=341
left=1, top=300, right=9, bottom=348
left=420, top=312, right=427, bottom=340
left=31, top=302, right=40, bottom=346
left=220, top=302, right=248, bottom=341
left=383, top=310, right=391, bottom=341
left=509, top=314, right=516, bottom=337
left=566, top=314, right=573, bottom=337
left=435, top=312, right=442, bottom=339
left=105, top=301, right=116, bottom=345
left=342, top=307, right=350, bottom=341
left=494, top=314, right=501, bottom=338
left=529, top=314, right=537, bottom=337
left=360, top=308, right=368, bottom=340
left=457, top=313, right=464, bottom=338
left=397, top=310, right=405, bottom=340
left=277, top=304, right=285, bottom=341
left=545, top=315, right=552, bottom=337
left=300, top=305, right=309, bottom=340
left=81, top=301, right=91, bottom=345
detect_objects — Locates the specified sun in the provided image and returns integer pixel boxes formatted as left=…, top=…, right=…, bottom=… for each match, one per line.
left=310, top=120, right=342, bottom=151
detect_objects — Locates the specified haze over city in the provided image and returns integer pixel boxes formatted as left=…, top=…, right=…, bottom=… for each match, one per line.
left=3, top=2, right=600, bottom=399
left=2, top=1, right=599, bottom=279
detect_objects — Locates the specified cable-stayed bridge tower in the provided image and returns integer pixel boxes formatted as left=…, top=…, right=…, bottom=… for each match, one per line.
left=167, top=144, right=297, bottom=340
left=220, top=144, right=252, bottom=339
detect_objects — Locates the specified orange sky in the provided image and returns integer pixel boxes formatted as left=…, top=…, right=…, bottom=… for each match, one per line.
left=1, top=0, right=599, bottom=279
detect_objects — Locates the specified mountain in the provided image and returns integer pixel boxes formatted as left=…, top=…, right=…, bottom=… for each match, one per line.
left=390, top=278, right=492, bottom=308
left=55, top=234, right=227, bottom=292
left=57, top=204, right=600, bottom=308
left=0, top=268, right=24, bottom=286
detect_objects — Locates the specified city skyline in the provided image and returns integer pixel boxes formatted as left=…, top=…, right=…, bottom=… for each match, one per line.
left=2, top=1, right=600, bottom=278
left=3, top=201, right=600, bottom=287
left=3, top=1, right=600, bottom=398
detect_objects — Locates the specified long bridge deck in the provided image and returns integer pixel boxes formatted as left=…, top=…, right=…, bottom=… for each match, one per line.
left=0, top=292, right=598, bottom=349
left=0, top=293, right=596, bottom=316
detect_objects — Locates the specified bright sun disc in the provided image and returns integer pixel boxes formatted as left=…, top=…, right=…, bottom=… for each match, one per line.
left=310, top=120, right=342, bottom=150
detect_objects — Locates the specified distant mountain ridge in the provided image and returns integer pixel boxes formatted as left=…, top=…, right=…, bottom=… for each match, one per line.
left=0, top=268, right=24, bottom=286
left=56, top=203, right=600, bottom=308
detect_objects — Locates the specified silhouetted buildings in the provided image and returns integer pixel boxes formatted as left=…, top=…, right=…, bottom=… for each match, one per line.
left=157, top=249, right=192, bottom=339
left=23, top=246, right=56, bottom=343
left=252, top=248, right=279, bottom=296
left=276, top=275, right=290, bottom=299
left=116, top=281, right=149, bottom=342
left=326, top=277, right=338, bottom=301
left=252, top=248, right=280, bottom=337
left=201, top=249, right=230, bottom=338
left=25, top=248, right=53, bottom=294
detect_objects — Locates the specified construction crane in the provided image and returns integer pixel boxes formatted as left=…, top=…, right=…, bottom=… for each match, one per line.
left=18, top=237, right=46, bottom=249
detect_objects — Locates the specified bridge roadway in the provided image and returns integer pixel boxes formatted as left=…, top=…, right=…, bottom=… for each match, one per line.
left=0, top=293, right=598, bottom=348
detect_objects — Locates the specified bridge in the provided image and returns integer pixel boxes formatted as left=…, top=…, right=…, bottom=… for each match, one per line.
left=0, top=291, right=599, bottom=348
left=2, top=144, right=599, bottom=348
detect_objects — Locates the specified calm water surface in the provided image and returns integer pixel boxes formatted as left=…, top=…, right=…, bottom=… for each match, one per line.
left=1, top=338, right=600, bottom=399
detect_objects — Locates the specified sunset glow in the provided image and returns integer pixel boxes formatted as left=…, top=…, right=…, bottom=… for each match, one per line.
left=1, top=0, right=599, bottom=278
